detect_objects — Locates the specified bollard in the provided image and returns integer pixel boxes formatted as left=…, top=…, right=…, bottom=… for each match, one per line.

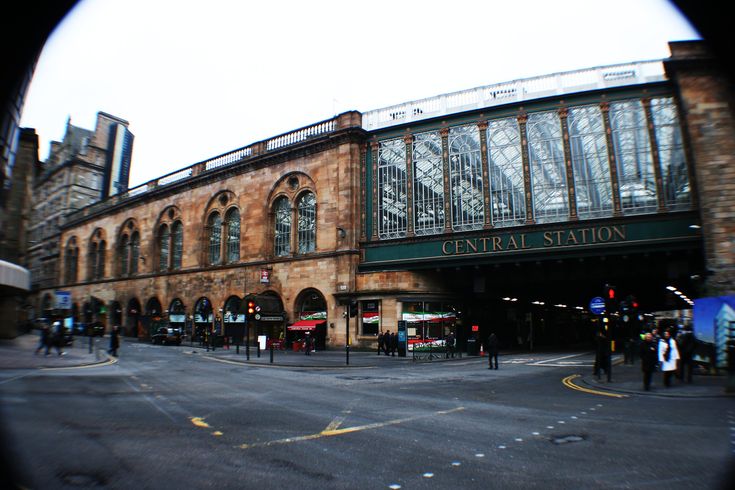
left=88, top=334, right=93, bottom=354
left=270, top=345, right=274, bottom=364
left=257, top=343, right=261, bottom=358
left=346, top=345, right=350, bottom=365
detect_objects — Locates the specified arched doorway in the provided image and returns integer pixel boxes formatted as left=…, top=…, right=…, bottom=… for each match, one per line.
left=291, top=288, right=328, bottom=350
left=126, top=298, right=141, bottom=337
left=193, top=296, right=213, bottom=345
left=223, top=295, right=244, bottom=341
left=142, top=297, right=163, bottom=340
left=168, top=298, right=186, bottom=330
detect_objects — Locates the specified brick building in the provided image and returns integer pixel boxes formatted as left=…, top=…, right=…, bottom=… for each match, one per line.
left=45, top=41, right=733, bottom=350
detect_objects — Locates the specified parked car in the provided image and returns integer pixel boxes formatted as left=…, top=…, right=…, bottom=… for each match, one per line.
left=150, top=319, right=182, bottom=345
left=72, top=322, right=105, bottom=337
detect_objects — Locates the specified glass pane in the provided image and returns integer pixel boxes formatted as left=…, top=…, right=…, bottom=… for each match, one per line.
left=171, top=222, right=183, bottom=270
left=120, top=236, right=129, bottom=276
left=378, top=138, right=407, bottom=239
left=297, top=192, right=316, bottom=253
left=159, top=225, right=170, bottom=271
left=226, top=209, right=240, bottom=263
left=449, top=124, right=484, bottom=231
left=274, top=197, right=291, bottom=256
left=568, top=105, right=613, bottom=219
left=88, top=242, right=97, bottom=280
left=528, top=111, right=568, bottom=223
left=412, top=131, right=444, bottom=235
left=610, top=100, right=657, bottom=214
left=651, top=97, right=690, bottom=210
left=130, top=232, right=140, bottom=274
left=208, top=213, right=222, bottom=264
left=487, top=117, right=526, bottom=227
left=97, top=241, right=105, bottom=279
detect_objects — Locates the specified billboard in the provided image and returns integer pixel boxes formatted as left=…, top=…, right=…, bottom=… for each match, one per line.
left=693, top=295, right=735, bottom=369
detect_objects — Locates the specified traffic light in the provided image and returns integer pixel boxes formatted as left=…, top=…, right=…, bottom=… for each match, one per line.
left=604, top=284, right=617, bottom=314
left=245, top=296, right=257, bottom=321
left=349, top=299, right=358, bottom=318
left=606, top=284, right=616, bottom=300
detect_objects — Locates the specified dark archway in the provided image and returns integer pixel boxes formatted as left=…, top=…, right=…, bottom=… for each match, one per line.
left=126, top=298, right=141, bottom=337
left=109, top=301, right=122, bottom=327
left=293, top=288, right=328, bottom=350
left=193, top=296, right=213, bottom=344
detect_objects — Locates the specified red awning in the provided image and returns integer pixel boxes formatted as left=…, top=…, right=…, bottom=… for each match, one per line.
left=287, top=320, right=327, bottom=331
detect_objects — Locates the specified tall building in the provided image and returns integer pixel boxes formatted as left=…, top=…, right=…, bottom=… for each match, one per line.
left=44, top=41, right=733, bottom=351
left=26, top=112, right=133, bottom=298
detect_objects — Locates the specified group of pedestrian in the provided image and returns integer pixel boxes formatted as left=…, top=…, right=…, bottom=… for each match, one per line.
left=377, top=330, right=398, bottom=356
left=34, top=320, right=66, bottom=356
left=639, top=324, right=696, bottom=390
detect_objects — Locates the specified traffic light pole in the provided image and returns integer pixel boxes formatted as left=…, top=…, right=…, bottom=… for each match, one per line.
left=345, top=305, right=350, bottom=366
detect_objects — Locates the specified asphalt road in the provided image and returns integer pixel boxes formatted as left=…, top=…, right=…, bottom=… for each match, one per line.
left=1, top=339, right=733, bottom=489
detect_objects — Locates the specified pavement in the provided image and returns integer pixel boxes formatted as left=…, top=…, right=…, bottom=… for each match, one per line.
left=2, top=332, right=733, bottom=397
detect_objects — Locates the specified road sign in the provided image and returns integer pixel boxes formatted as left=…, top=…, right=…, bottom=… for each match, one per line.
left=589, top=296, right=606, bottom=315
left=54, top=290, right=71, bottom=310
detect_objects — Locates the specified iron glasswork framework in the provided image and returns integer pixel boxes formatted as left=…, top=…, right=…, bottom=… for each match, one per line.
left=297, top=192, right=317, bottom=253
left=274, top=196, right=292, bottom=257
left=207, top=213, right=222, bottom=265
left=369, top=95, right=691, bottom=239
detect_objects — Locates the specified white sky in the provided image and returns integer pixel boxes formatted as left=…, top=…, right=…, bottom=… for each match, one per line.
left=19, top=0, right=700, bottom=188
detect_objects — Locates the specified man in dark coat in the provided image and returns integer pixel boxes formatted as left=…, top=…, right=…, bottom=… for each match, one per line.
left=445, top=332, right=455, bottom=359
left=377, top=332, right=384, bottom=355
left=108, top=325, right=120, bottom=357
left=487, top=332, right=499, bottom=369
left=676, top=325, right=696, bottom=383
left=384, top=330, right=391, bottom=355
left=639, top=332, right=658, bottom=391
left=390, top=331, right=398, bottom=356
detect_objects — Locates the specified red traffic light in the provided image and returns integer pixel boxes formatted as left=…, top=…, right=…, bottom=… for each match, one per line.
left=607, top=288, right=615, bottom=299
left=247, top=300, right=256, bottom=315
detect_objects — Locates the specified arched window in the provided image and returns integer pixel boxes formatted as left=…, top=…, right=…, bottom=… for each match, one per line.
left=96, top=241, right=105, bottom=279
left=159, top=224, right=170, bottom=271
left=119, top=235, right=130, bottom=276
left=225, top=208, right=240, bottom=263
left=171, top=221, right=183, bottom=270
left=130, top=232, right=140, bottom=274
left=87, top=241, right=98, bottom=280
left=297, top=192, right=316, bottom=253
left=274, top=196, right=291, bottom=257
left=208, top=212, right=222, bottom=265
left=64, top=237, right=78, bottom=283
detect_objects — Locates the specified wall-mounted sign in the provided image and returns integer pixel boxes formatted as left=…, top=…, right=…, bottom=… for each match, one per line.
left=260, top=269, right=270, bottom=284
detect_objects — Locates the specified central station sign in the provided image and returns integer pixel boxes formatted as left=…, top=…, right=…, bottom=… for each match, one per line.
left=441, top=225, right=627, bottom=256
left=361, top=215, right=701, bottom=268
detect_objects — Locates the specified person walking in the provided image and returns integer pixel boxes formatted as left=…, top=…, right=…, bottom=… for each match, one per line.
left=383, top=330, right=391, bottom=355
left=658, top=328, right=680, bottom=388
left=377, top=331, right=384, bottom=355
left=487, top=332, right=499, bottom=369
left=108, top=325, right=120, bottom=357
left=593, top=329, right=611, bottom=380
left=35, top=323, right=50, bottom=355
left=445, top=332, right=455, bottom=359
left=639, top=332, right=658, bottom=390
left=304, top=332, right=311, bottom=355
left=390, top=331, right=397, bottom=357
left=50, top=320, right=65, bottom=356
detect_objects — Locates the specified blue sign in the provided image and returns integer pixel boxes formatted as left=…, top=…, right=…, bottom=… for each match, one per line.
left=589, top=296, right=606, bottom=315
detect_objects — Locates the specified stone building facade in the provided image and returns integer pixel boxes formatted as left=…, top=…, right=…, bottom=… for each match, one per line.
left=28, top=112, right=132, bottom=295
left=44, top=41, right=734, bottom=350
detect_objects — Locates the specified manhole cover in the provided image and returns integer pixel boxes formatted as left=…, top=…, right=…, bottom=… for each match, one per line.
left=551, top=435, right=585, bottom=445
left=59, top=471, right=108, bottom=487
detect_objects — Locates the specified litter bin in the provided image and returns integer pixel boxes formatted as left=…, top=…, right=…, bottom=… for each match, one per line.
left=466, top=339, right=478, bottom=356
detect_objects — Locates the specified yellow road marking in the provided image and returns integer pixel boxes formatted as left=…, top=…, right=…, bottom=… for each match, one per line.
left=562, top=374, right=628, bottom=398
left=190, top=417, right=211, bottom=428
left=324, top=415, right=345, bottom=432
left=238, top=406, right=465, bottom=449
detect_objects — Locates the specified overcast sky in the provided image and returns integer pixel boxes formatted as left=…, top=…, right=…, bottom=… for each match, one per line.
left=19, top=0, right=700, bottom=187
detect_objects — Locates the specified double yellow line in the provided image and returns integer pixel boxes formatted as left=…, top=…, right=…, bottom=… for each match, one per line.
left=562, top=374, right=628, bottom=398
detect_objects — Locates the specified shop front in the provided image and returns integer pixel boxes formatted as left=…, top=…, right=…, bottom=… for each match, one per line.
left=287, top=320, right=327, bottom=351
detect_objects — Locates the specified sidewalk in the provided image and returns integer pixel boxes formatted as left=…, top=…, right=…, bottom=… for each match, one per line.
left=0, top=332, right=110, bottom=370
left=580, top=360, right=734, bottom=398
left=184, top=341, right=471, bottom=368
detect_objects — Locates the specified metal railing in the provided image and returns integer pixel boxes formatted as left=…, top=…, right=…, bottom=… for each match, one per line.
left=362, top=60, right=666, bottom=130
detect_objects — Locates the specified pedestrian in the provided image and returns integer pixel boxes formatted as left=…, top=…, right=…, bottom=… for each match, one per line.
left=390, top=331, right=397, bottom=356
left=35, top=322, right=50, bottom=355
left=676, top=324, right=696, bottom=383
left=377, top=331, right=384, bottom=355
left=639, top=332, right=658, bottom=390
left=593, top=329, right=611, bottom=380
left=384, top=330, right=391, bottom=355
left=445, top=332, right=455, bottom=359
left=304, top=332, right=311, bottom=356
left=487, top=332, right=499, bottom=369
left=108, top=325, right=120, bottom=357
left=50, top=320, right=65, bottom=356
left=658, top=328, right=680, bottom=388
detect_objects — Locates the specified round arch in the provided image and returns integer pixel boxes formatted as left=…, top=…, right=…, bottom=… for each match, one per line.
left=126, top=298, right=142, bottom=337
left=193, top=296, right=213, bottom=343
left=292, top=288, right=328, bottom=350
left=109, top=300, right=122, bottom=326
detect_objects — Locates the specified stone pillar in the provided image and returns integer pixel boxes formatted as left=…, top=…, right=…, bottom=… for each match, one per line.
left=517, top=112, right=535, bottom=225
left=664, top=41, right=735, bottom=295
left=641, top=97, right=668, bottom=213
left=478, top=120, right=493, bottom=229
left=404, top=133, right=415, bottom=238
left=600, top=102, right=622, bottom=216
left=440, top=127, right=453, bottom=233
left=558, top=106, right=578, bottom=221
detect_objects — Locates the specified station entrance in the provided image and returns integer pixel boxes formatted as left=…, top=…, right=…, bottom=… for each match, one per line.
left=429, top=246, right=704, bottom=353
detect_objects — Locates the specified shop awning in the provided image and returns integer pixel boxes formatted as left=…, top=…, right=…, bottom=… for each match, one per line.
left=287, top=320, right=327, bottom=331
